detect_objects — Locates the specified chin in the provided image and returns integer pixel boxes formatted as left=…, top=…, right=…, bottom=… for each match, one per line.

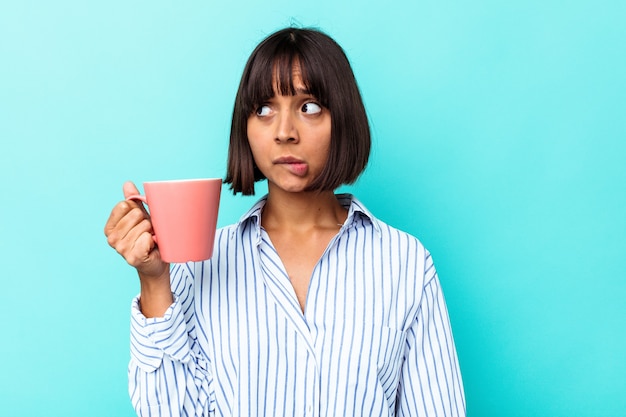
left=269, top=179, right=311, bottom=194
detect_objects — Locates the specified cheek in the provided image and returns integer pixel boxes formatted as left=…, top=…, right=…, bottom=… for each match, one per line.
left=247, top=140, right=261, bottom=162
left=317, top=128, right=332, bottom=160
left=247, top=137, right=268, bottom=167
left=246, top=122, right=262, bottom=157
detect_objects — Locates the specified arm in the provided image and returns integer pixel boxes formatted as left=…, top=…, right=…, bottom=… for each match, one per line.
left=104, top=182, right=214, bottom=415
left=105, top=181, right=173, bottom=318
left=129, top=262, right=215, bottom=416
left=396, top=254, right=466, bottom=416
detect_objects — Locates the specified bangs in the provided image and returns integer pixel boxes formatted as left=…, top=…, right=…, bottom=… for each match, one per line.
left=241, top=42, right=328, bottom=114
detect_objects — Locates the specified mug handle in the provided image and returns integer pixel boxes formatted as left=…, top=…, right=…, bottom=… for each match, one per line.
left=126, top=194, right=147, bottom=204
left=125, top=194, right=157, bottom=243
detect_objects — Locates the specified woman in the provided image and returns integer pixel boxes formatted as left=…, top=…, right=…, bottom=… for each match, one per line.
left=105, top=27, right=465, bottom=417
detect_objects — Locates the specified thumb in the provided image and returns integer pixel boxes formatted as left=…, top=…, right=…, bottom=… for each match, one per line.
left=123, top=181, right=141, bottom=199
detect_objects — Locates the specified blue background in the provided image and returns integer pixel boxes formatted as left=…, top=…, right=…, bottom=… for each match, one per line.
left=1, top=0, right=624, bottom=415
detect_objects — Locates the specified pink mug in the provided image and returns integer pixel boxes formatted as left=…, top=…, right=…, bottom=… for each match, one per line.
left=127, top=178, right=222, bottom=263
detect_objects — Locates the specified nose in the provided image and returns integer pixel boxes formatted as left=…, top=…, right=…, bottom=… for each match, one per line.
left=275, top=112, right=299, bottom=143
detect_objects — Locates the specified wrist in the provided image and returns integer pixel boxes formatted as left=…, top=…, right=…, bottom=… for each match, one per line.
left=138, top=268, right=173, bottom=318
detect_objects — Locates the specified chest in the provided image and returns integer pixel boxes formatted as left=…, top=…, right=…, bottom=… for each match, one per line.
left=266, top=228, right=339, bottom=312
left=192, top=227, right=425, bottom=414
left=195, top=250, right=410, bottom=415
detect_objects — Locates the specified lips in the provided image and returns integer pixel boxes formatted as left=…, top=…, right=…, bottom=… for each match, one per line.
left=273, top=156, right=308, bottom=176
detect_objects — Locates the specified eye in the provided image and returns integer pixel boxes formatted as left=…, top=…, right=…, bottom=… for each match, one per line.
left=255, top=105, right=271, bottom=117
left=301, top=102, right=322, bottom=115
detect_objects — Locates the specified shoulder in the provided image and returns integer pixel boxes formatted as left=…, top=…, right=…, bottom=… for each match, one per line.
left=346, top=194, right=426, bottom=250
left=374, top=218, right=430, bottom=267
left=346, top=194, right=434, bottom=274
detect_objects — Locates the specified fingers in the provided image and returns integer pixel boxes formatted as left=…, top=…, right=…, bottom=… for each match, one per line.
left=104, top=199, right=147, bottom=238
left=112, top=216, right=153, bottom=255
left=122, top=181, right=150, bottom=217
left=104, top=182, right=168, bottom=278
left=124, top=227, right=157, bottom=266
left=123, top=181, right=140, bottom=199
left=106, top=203, right=150, bottom=243
left=104, top=197, right=156, bottom=266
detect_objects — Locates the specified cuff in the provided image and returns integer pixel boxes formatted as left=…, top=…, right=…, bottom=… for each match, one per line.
left=130, top=295, right=192, bottom=372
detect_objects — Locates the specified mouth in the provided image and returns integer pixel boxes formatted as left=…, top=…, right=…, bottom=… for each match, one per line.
left=274, top=156, right=305, bottom=164
left=273, top=156, right=308, bottom=176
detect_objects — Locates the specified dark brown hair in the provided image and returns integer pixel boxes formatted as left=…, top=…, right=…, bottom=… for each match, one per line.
left=225, top=27, right=370, bottom=195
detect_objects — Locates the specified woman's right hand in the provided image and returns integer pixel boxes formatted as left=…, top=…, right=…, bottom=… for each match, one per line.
left=104, top=181, right=172, bottom=317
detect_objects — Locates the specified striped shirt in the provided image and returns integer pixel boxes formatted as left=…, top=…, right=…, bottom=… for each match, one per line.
left=129, top=194, right=465, bottom=416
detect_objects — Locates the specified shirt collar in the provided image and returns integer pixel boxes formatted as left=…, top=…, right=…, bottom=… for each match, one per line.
left=335, top=193, right=382, bottom=235
left=234, top=193, right=382, bottom=245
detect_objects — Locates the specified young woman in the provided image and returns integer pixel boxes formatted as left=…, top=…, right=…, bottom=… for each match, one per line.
left=105, top=27, right=465, bottom=417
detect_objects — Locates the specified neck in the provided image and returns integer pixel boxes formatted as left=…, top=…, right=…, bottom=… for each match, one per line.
left=262, top=187, right=347, bottom=231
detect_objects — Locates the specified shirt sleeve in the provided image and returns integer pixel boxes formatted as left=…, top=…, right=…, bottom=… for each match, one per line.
left=128, top=263, right=215, bottom=416
left=396, top=253, right=466, bottom=416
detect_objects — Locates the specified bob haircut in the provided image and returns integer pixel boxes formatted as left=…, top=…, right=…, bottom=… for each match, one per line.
left=225, top=27, right=371, bottom=195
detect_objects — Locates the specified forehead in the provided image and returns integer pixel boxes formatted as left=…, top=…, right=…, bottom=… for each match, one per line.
left=270, top=58, right=312, bottom=95
left=272, top=63, right=308, bottom=94
left=243, top=51, right=327, bottom=111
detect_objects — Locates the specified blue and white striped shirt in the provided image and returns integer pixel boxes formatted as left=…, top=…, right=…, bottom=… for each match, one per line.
left=129, top=194, right=465, bottom=416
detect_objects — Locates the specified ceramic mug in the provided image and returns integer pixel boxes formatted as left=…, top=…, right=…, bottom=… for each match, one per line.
left=127, top=178, right=221, bottom=263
